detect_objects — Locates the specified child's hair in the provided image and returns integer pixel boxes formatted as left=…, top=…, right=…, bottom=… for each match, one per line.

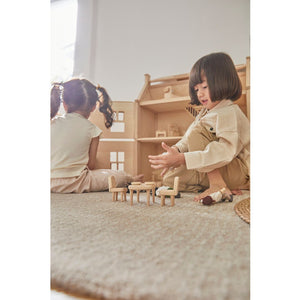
left=189, top=52, right=242, bottom=105
left=51, top=84, right=62, bottom=119
left=50, top=78, right=114, bottom=128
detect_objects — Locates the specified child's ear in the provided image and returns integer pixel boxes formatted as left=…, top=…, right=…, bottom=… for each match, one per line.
left=62, top=101, right=68, bottom=112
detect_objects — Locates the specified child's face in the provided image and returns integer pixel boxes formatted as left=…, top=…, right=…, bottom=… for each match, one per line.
left=194, top=76, right=220, bottom=110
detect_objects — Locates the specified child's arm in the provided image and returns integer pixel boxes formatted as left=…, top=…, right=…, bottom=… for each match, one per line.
left=87, top=135, right=100, bottom=170
left=149, top=142, right=185, bottom=176
left=175, top=109, right=206, bottom=153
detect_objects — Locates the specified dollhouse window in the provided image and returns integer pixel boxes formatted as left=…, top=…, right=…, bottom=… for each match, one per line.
left=110, top=111, right=125, bottom=132
left=111, top=163, right=118, bottom=171
left=118, top=151, right=124, bottom=162
left=110, top=151, right=125, bottom=171
left=117, top=112, right=124, bottom=121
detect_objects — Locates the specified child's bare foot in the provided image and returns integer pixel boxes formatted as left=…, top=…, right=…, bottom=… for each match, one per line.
left=133, top=174, right=144, bottom=182
left=231, top=189, right=243, bottom=195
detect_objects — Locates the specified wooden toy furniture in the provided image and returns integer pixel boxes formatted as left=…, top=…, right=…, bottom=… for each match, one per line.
left=168, top=123, right=180, bottom=137
left=144, top=181, right=156, bottom=203
left=128, top=182, right=156, bottom=206
left=159, top=176, right=179, bottom=207
left=108, top=176, right=127, bottom=202
left=155, top=130, right=166, bottom=137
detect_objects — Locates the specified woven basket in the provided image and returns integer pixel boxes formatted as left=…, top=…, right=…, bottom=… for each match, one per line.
left=234, top=197, right=250, bottom=224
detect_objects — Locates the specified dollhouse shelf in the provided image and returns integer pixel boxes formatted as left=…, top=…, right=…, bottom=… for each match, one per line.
left=139, top=97, right=190, bottom=112
left=137, top=136, right=182, bottom=143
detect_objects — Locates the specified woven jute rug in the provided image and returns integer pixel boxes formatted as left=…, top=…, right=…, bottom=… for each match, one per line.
left=51, top=191, right=250, bottom=300
left=234, top=198, right=250, bottom=224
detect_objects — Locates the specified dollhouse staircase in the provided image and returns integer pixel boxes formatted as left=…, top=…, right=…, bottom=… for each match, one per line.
left=185, top=104, right=202, bottom=119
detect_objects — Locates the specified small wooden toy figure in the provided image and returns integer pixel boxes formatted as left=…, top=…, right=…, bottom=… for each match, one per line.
left=155, top=130, right=167, bottom=137
left=108, top=176, right=128, bottom=202
left=200, top=187, right=233, bottom=205
left=128, top=182, right=156, bottom=206
left=158, top=176, right=179, bottom=207
left=163, top=86, right=178, bottom=98
left=168, top=123, right=180, bottom=137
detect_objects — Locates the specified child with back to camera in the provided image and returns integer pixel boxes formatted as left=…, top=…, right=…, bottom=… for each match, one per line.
left=51, top=78, right=143, bottom=193
left=148, top=52, right=250, bottom=201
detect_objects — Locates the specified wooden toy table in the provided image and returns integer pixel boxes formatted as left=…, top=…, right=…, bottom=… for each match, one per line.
left=128, top=182, right=156, bottom=206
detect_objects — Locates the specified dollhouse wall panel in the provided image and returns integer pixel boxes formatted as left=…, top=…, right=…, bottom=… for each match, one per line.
left=137, top=142, right=175, bottom=181
left=89, top=101, right=136, bottom=139
left=147, top=81, right=189, bottom=100
left=235, top=94, right=247, bottom=117
left=156, top=111, right=194, bottom=137
left=136, top=105, right=156, bottom=138
left=95, top=141, right=137, bottom=176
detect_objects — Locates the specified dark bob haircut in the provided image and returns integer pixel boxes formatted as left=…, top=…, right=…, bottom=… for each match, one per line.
left=189, top=52, right=242, bottom=105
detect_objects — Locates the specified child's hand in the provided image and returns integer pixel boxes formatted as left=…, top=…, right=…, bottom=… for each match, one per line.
left=148, top=142, right=185, bottom=176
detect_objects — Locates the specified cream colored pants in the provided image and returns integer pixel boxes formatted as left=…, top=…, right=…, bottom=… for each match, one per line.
left=163, top=124, right=250, bottom=192
left=51, top=168, right=132, bottom=193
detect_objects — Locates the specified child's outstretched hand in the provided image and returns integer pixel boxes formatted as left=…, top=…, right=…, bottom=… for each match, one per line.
left=148, top=142, right=185, bottom=176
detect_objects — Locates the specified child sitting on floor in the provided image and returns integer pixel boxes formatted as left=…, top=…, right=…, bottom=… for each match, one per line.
left=148, top=52, right=250, bottom=201
left=51, top=78, right=143, bottom=193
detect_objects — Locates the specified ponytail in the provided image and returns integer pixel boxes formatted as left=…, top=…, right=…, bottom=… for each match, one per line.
left=50, top=78, right=114, bottom=129
left=96, top=85, right=114, bottom=129
left=51, top=83, right=63, bottom=119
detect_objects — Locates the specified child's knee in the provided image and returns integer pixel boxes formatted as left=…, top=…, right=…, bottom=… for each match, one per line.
left=187, top=125, right=216, bottom=151
left=162, top=172, right=175, bottom=187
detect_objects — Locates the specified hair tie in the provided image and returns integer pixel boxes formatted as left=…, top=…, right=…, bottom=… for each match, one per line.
left=53, top=82, right=64, bottom=91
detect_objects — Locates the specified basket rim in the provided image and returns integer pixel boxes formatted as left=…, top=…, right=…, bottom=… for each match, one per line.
left=234, top=197, right=250, bottom=224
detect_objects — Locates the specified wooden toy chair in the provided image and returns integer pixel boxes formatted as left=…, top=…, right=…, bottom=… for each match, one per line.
left=159, top=176, right=179, bottom=207
left=108, top=176, right=127, bottom=202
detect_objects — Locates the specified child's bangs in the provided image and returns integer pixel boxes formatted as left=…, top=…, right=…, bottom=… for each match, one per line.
left=189, top=65, right=204, bottom=88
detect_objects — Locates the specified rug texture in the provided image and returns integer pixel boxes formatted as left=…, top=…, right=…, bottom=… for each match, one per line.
left=51, top=191, right=250, bottom=300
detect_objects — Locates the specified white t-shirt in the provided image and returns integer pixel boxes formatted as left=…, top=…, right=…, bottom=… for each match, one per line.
left=51, top=113, right=102, bottom=178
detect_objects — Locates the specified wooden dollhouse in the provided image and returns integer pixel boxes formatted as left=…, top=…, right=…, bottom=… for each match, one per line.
left=89, top=57, right=250, bottom=181
left=89, top=100, right=137, bottom=175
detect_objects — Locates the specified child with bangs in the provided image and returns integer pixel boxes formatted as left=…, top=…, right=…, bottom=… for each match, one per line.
left=148, top=52, right=250, bottom=201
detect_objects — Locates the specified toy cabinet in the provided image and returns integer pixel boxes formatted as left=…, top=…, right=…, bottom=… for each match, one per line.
left=135, top=73, right=194, bottom=181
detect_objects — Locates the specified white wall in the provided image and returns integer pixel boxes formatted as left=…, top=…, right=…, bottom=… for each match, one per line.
left=74, top=0, right=250, bottom=101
